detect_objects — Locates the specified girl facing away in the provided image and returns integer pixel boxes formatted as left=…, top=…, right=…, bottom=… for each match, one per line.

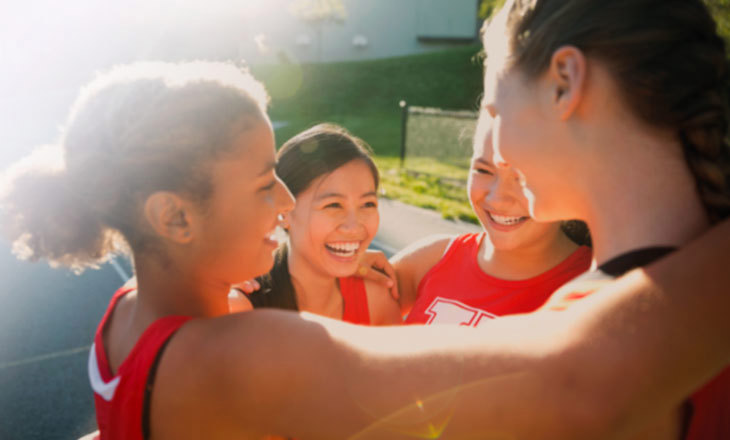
left=478, top=0, right=730, bottom=438
left=394, top=109, right=592, bottom=325
left=240, top=124, right=401, bottom=325
left=3, top=61, right=730, bottom=439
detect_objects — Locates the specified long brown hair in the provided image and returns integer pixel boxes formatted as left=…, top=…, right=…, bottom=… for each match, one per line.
left=485, top=0, right=730, bottom=222
left=0, top=62, right=269, bottom=272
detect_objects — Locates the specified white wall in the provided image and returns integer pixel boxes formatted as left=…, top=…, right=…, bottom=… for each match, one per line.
left=235, top=0, right=479, bottom=65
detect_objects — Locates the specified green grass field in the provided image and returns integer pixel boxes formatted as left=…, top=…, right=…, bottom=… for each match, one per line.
left=252, top=45, right=484, bottom=223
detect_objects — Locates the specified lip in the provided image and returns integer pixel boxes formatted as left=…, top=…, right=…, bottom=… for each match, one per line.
left=263, top=223, right=285, bottom=248
left=324, top=240, right=364, bottom=263
left=264, top=233, right=279, bottom=248
left=484, top=209, right=529, bottom=232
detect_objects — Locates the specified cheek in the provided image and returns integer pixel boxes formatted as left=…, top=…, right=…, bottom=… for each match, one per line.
left=301, top=212, right=337, bottom=248
left=467, top=175, right=486, bottom=205
left=364, top=210, right=379, bottom=238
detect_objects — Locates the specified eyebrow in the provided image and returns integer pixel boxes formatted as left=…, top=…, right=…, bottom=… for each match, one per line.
left=315, top=191, right=378, bottom=200
left=474, top=157, right=495, bottom=167
left=257, top=161, right=276, bottom=177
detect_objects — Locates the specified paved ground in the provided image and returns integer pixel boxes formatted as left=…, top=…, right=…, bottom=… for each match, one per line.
left=0, top=198, right=479, bottom=439
left=373, top=198, right=481, bottom=256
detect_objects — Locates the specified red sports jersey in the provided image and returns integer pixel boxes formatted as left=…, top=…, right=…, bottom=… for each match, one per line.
left=89, top=287, right=191, bottom=440
left=405, top=233, right=592, bottom=326
left=339, top=276, right=371, bottom=325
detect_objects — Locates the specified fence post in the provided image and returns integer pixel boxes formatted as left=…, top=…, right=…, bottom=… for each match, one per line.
left=399, top=100, right=408, bottom=168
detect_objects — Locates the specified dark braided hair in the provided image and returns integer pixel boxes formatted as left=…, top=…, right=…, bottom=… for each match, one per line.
left=486, top=0, right=730, bottom=222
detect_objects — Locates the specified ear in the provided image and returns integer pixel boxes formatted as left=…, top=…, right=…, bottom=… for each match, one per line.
left=546, top=45, right=586, bottom=120
left=143, top=192, right=195, bottom=244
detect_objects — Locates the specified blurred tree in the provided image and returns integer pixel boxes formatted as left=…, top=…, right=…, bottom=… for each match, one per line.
left=289, top=0, right=347, bottom=62
left=478, top=0, right=504, bottom=20
left=704, top=0, right=730, bottom=53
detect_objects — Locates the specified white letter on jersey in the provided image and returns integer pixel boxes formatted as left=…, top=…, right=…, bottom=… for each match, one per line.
left=424, top=297, right=497, bottom=328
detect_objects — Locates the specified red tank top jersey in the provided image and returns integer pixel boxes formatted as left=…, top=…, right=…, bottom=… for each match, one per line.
left=405, top=233, right=592, bottom=326
left=89, top=286, right=191, bottom=440
left=339, top=276, right=371, bottom=325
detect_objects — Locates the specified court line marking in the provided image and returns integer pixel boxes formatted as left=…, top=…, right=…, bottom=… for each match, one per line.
left=109, top=258, right=130, bottom=282
left=0, top=345, right=91, bottom=370
left=370, top=238, right=397, bottom=257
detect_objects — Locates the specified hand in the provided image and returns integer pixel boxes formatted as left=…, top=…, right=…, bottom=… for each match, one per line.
left=232, top=279, right=261, bottom=294
left=357, top=250, right=399, bottom=300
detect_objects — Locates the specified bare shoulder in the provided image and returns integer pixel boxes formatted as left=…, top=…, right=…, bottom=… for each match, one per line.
left=391, top=234, right=457, bottom=312
left=391, top=234, right=456, bottom=268
left=363, top=278, right=403, bottom=325
left=150, top=311, right=342, bottom=438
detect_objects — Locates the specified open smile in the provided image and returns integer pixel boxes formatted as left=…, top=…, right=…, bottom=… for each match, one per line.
left=486, top=211, right=529, bottom=231
left=324, top=241, right=361, bottom=259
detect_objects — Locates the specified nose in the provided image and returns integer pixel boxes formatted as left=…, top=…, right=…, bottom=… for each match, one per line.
left=484, top=169, right=520, bottom=207
left=274, top=177, right=295, bottom=214
left=338, top=207, right=365, bottom=235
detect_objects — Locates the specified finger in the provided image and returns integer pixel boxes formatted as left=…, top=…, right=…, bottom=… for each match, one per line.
left=360, top=265, right=392, bottom=286
left=360, top=265, right=400, bottom=300
left=236, top=280, right=256, bottom=294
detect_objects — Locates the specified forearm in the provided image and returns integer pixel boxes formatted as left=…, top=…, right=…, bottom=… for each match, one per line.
left=208, top=220, right=730, bottom=439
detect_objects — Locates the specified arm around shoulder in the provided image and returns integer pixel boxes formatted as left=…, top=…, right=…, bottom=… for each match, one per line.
left=390, top=234, right=455, bottom=314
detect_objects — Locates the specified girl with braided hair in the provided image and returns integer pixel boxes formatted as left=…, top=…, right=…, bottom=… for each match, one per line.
left=478, top=0, right=730, bottom=437
left=3, top=6, right=730, bottom=439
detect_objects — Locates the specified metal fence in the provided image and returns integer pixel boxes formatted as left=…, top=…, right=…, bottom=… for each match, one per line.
left=399, top=102, right=477, bottom=186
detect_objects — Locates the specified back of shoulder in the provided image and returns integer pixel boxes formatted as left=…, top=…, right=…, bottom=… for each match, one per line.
left=391, top=234, right=460, bottom=312
left=391, top=234, right=458, bottom=271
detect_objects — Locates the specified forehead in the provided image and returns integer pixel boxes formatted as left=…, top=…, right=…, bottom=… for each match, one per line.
left=472, top=110, right=495, bottom=159
left=214, top=120, right=275, bottom=180
left=312, top=160, right=376, bottom=196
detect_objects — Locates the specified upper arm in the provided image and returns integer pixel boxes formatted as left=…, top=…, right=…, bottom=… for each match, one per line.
left=150, top=311, right=374, bottom=439
left=363, top=279, right=403, bottom=325
left=390, top=234, right=454, bottom=314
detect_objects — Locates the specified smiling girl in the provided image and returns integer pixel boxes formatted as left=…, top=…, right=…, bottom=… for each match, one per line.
left=4, top=58, right=730, bottom=440
left=395, top=111, right=591, bottom=325
left=243, top=124, right=401, bottom=325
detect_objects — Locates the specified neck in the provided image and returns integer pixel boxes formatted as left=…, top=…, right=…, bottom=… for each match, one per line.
left=133, top=253, right=231, bottom=320
left=286, top=246, right=341, bottom=316
left=480, top=227, right=578, bottom=280
left=581, top=139, right=709, bottom=266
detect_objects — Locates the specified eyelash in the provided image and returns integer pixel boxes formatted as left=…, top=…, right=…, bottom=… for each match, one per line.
left=474, top=168, right=494, bottom=176
left=323, top=201, right=377, bottom=209
left=260, top=180, right=276, bottom=192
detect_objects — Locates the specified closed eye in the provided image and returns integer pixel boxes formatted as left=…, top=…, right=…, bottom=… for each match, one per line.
left=259, top=180, right=276, bottom=192
left=474, top=167, right=494, bottom=176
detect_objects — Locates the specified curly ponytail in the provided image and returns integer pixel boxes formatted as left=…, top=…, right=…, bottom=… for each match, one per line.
left=0, top=146, right=124, bottom=272
left=1, top=61, right=269, bottom=272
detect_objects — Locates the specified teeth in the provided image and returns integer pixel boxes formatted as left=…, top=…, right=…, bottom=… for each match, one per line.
left=489, top=212, right=526, bottom=226
left=325, top=241, right=360, bottom=256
